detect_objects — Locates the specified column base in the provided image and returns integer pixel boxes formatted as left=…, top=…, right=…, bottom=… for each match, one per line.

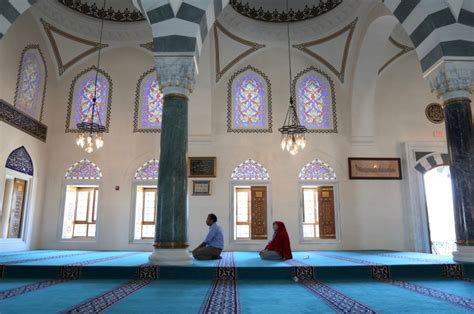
left=453, top=245, right=474, bottom=263
left=149, top=248, right=193, bottom=265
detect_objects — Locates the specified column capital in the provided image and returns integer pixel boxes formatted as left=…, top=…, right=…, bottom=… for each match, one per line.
left=425, top=61, right=474, bottom=102
left=154, top=56, right=198, bottom=98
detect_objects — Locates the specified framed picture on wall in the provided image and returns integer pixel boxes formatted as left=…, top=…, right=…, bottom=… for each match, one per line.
left=188, top=157, right=217, bottom=177
left=192, top=180, right=211, bottom=196
left=348, top=158, right=402, bottom=180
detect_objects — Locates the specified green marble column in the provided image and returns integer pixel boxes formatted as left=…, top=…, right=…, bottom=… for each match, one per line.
left=154, top=94, right=188, bottom=248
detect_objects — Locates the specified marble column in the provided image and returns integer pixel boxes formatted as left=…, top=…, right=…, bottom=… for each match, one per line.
left=427, top=61, right=474, bottom=262
left=149, top=56, right=197, bottom=265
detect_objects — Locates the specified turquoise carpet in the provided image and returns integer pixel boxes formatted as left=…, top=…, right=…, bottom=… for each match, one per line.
left=0, top=250, right=472, bottom=313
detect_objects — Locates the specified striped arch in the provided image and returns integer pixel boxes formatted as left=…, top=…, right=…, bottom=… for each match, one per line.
left=384, top=0, right=474, bottom=73
left=0, top=0, right=38, bottom=39
left=414, top=153, right=449, bottom=174
left=135, top=0, right=227, bottom=59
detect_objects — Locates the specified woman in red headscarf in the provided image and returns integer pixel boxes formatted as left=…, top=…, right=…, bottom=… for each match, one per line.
left=259, top=221, right=293, bottom=260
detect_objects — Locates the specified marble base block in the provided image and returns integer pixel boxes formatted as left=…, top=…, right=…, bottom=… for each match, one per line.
left=149, top=248, right=193, bottom=265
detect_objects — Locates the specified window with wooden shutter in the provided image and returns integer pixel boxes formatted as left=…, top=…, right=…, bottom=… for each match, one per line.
left=317, top=186, right=336, bottom=239
left=302, top=186, right=335, bottom=239
left=234, top=186, right=268, bottom=240
left=134, top=186, right=158, bottom=240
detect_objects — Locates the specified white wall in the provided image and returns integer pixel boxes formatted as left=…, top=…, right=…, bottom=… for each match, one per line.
left=0, top=8, right=448, bottom=253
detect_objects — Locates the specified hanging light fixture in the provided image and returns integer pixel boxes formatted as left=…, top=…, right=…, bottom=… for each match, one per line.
left=278, top=0, right=307, bottom=156
left=75, top=0, right=107, bottom=154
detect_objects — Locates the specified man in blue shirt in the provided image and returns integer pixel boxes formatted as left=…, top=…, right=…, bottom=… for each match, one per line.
left=192, top=213, right=224, bottom=260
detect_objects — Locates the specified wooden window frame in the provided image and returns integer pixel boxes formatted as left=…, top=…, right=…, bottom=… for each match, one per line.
left=302, top=187, right=319, bottom=239
left=140, top=187, right=157, bottom=239
left=72, top=187, right=98, bottom=239
left=235, top=187, right=251, bottom=239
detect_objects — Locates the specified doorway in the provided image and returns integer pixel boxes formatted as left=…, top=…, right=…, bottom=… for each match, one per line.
left=423, top=166, right=456, bottom=255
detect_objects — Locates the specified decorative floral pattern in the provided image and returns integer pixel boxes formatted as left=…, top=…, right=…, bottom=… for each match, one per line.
left=14, top=45, right=47, bottom=121
left=133, top=69, right=163, bottom=133
left=299, top=160, right=336, bottom=180
left=65, top=159, right=102, bottom=180
left=231, top=159, right=270, bottom=181
left=0, top=100, right=48, bottom=142
left=5, top=146, right=34, bottom=176
left=134, top=159, right=160, bottom=180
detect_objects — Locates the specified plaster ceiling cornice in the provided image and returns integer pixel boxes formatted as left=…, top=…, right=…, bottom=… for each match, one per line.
left=30, top=0, right=152, bottom=45
left=216, top=0, right=362, bottom=45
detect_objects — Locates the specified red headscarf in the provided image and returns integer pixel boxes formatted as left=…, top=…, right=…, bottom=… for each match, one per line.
left=265, top=221, right=292, bottom=259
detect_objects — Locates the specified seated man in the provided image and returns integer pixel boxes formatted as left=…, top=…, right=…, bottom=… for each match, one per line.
left=192, top=213, right=224, bottom=260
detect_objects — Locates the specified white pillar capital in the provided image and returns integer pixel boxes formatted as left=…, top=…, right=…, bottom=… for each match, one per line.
left=154, top=56, right=198, bottom=97
left=425, top=61, right=474, bottom=102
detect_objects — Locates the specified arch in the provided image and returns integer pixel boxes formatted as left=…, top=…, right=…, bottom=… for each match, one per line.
left=65, top=159, right=102, bottom=180
left=14, top=45, right=48, bottom=121
left=134, top=159, right=160, bottom=180
left=415, top=153, right=449, bottom=174
left=5, top=146, right=34, bottom=176
left=299, top=159, right=337, bottom=181
left=227, top=65, right=272, bottom=133
left=231, top=159, right=270, bottom=181
left=65, top=66, right=113, bottom=133
left=292, top=66, right=337, bottom=133
left=350, top=14, right=399, bottom=143
left=133, top=68, right=163, bottom=133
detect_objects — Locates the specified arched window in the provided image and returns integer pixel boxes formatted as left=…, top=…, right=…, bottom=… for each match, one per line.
left=2, top=146, right=34, bottom=239
left=133, top=159, right=159, bottom=240
left=231, top=159, right=270, bottom=181
left=66, top=66, right=112, bottom=133
left=62, top=159, right=102, bottom=239
left=231, top=159, right=270, bottom=240
left=65, top=159, right=102, bottom=180
left=14, top=45, right=47, bottom=121
left=227, top=65, right=272, bottom=133
left=133, top=68, right=163, bottom=133
left=299, top=159, right=336, bottom=181
left=299, top=159, right=338, bottom=240
left=293, top=67, right=336, bottom=133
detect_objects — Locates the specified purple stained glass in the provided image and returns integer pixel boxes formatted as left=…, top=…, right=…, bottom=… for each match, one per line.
left=231, top=159, right=270, bottom=181
left=298, top=74, right=330, bottom=129
left=65, top=159, right=102, bottom=180
left=233, top=73, right=266, bottom=128
left=74, top=72, right=108, bottom=127
left=299, top=160, right=336, bottom=180
left=135, top=159, right=160, bottom=180
left=141, top=75, right=163, bottom=128
left=15, top=49, right=43, bottom=120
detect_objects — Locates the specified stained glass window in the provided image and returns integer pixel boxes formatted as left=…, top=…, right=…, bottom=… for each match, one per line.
left=14, top=46, right=46, bottom=121
left=66, top=66, right=112, bottom=132
left=299, top=159, right=336, bottom=181
left=228, top=66, right=272, bottom=133
left=294, top=67, right=336, bottom=133
left=134, top=69, right=163, bottom=132
left=231, top=159, right=270, bottom=181
left=134, top=159, right=160, bottom=180
left=65, top=159, right=103, bottom=180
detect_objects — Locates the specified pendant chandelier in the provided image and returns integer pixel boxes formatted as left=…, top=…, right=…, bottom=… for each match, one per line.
left=75, top=0, right=107, bottom=153
left=278, top=0, right=307, bottom=155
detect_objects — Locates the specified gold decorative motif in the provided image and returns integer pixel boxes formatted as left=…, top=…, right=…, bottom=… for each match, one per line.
left=214, top=22, right=265, bottom=82
left=153, top=241, right=189, bottom=249
left=425, top=103, right=444, bottom=124
left=293, top=18, right=357, bottom=83
left=378, top=36, right=413, bottom=75
left=41, top=19, right=109, bottom=75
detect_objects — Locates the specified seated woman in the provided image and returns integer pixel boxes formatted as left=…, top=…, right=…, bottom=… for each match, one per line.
left=259, top=221, right=293, bottom=260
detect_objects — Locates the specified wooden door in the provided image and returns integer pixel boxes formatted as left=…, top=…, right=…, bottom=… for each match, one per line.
left=318, top=186, right=336, bottom=239
left=250, top=186, right=267, bottom=240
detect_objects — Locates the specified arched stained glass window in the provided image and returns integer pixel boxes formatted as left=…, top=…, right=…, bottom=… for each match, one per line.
left=231, top=159, right=270, bottom=181
left=227, top=66, right=272, bottom=133
left=65, top=159, right=102, bottom=180
left=293, top=67, right=336, bottom=133
left=299, top=159, right=336, bottom=181
left=133, top=68, right=163, bottom=133
left=14, top=45, right=47, bottom=121
left=66, top=66, right=112, bottom=133
left=134, top=159, right=159, bottom=180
